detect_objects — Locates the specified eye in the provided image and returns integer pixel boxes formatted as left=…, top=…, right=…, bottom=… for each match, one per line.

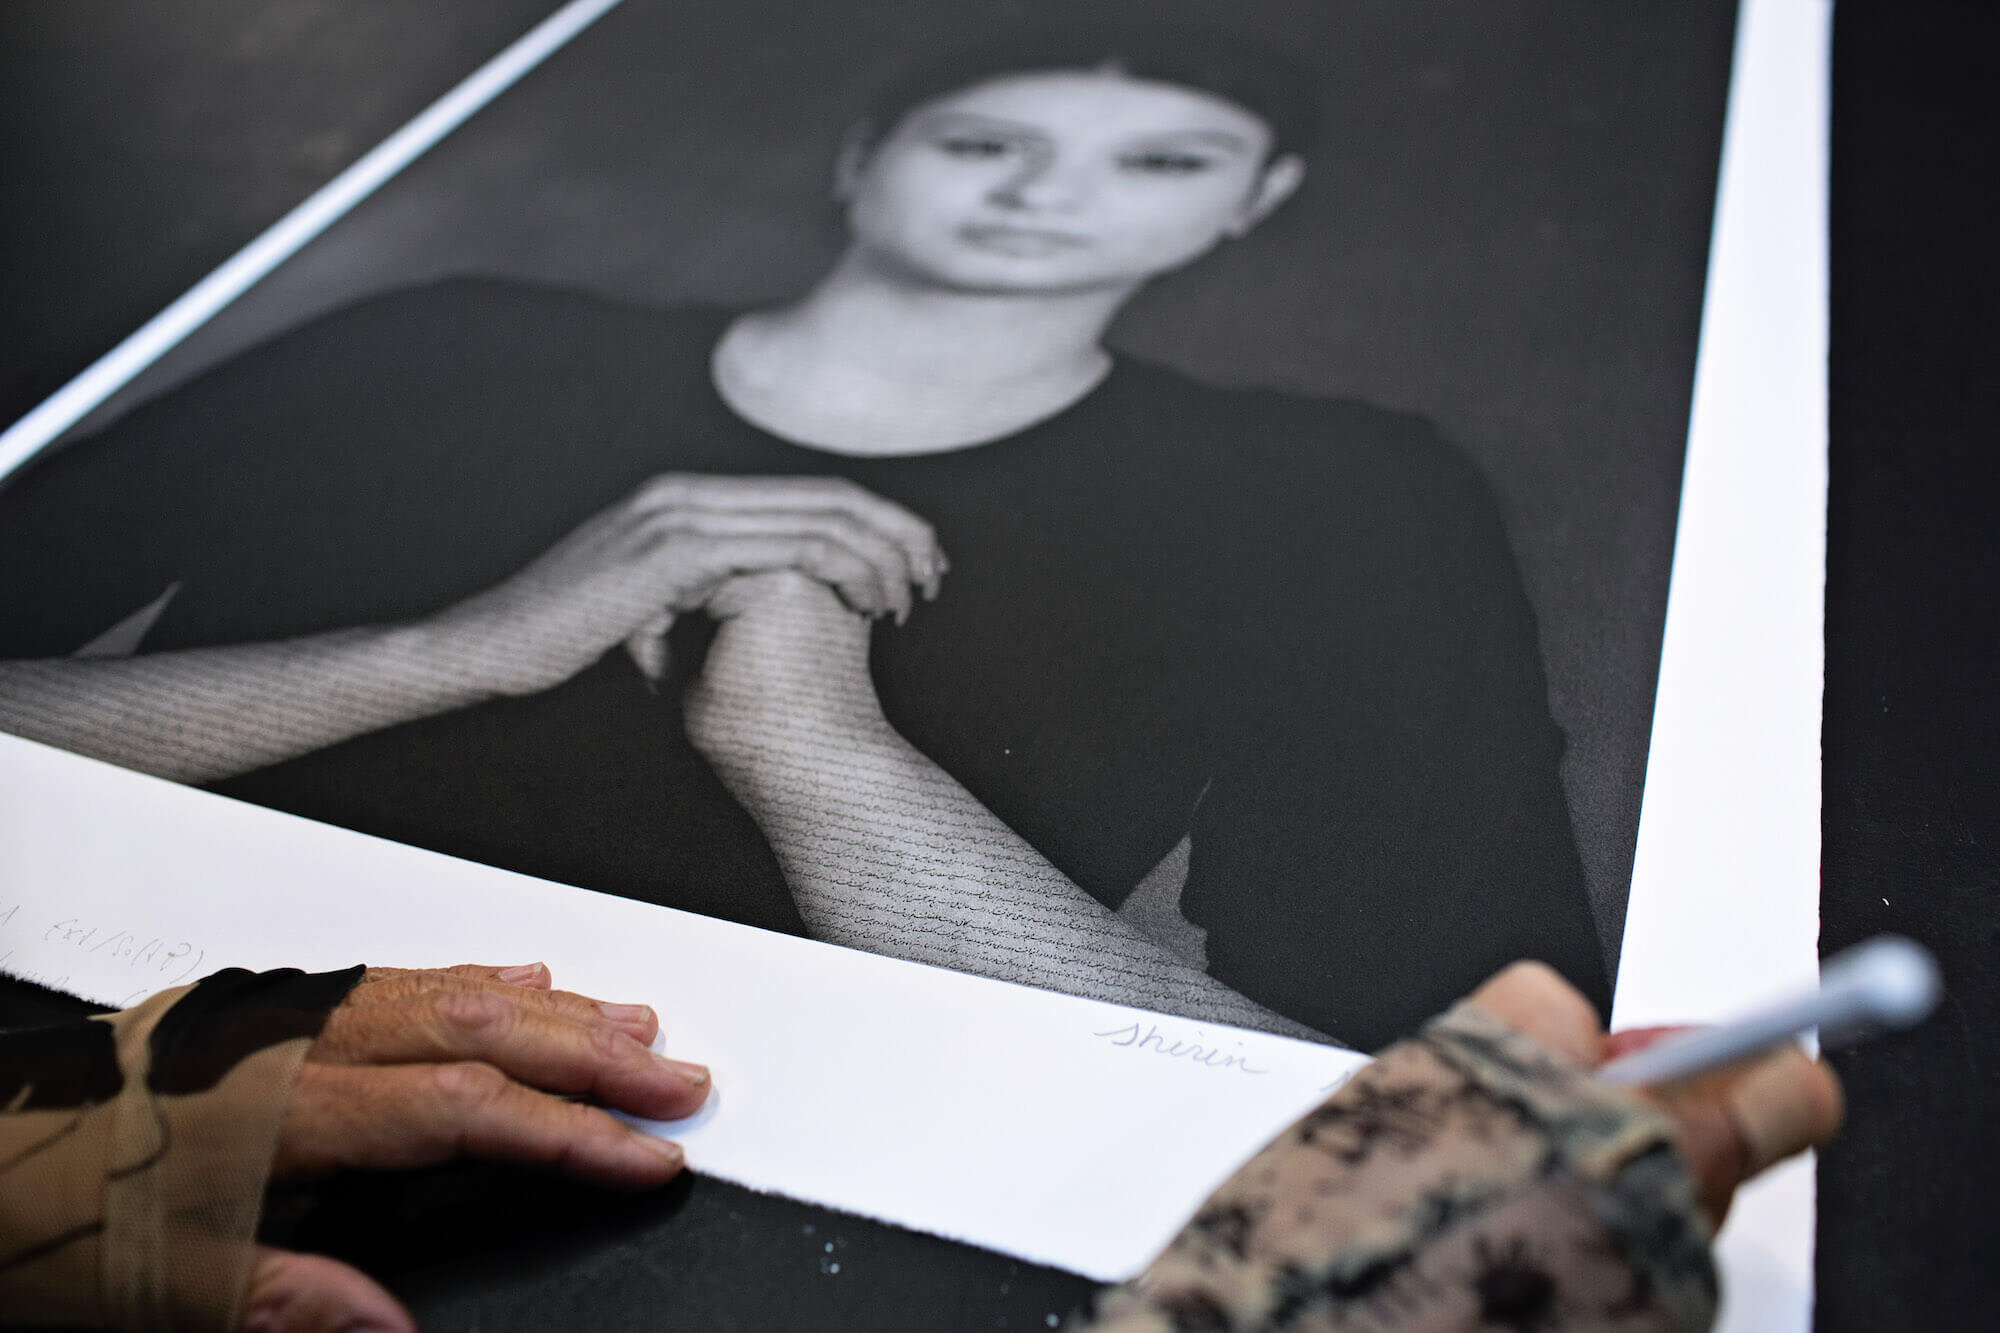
left=937, top=135, right=1020, bottom=160
left=1118, top=151, right=1215, bottom=176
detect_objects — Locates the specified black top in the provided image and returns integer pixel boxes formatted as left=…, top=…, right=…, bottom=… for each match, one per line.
left=0, top=277, right=1607, bottom=1048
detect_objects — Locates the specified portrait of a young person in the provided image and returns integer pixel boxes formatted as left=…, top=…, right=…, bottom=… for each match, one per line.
left=0, top=25, right=1612, bottom=1050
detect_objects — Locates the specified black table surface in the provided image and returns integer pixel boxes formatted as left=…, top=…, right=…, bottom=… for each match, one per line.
left=3, top=3, right=1994, bottom=1328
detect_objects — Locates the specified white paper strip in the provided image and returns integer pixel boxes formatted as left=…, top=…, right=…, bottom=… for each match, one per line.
left=1616, top=1, right=1833, bottom=1329
left=0, top=0, right=627, bottom=482
left=0, top=731, right=1363, bottom=1282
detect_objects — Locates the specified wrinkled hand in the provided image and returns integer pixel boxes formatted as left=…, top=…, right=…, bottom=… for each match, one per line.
left=1470, top=961, right=1844, bottom=1228
left=244, top=963, right=709, bottom=1333
left=424, top=473, right=944, bottom=694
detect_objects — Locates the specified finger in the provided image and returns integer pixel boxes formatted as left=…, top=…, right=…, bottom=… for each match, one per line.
left=455, top=961, right=555, bottom=989
left=668, top=507, right=916, bottom=622
left=635, top=474, right=943, bottom=587
left=926, top=544, right=951, bottom=601
left=1461, top=959, right=1606, bottom=1068
left=1721, top=1046, right=1845, bottom=1176
left=315, top=983, right=710, bottom=1119
left=362, top=962, right=549, bottom=989
left=1602, top=1024, right=1695, bottom=1062
left=343, top=969, right=659, bottom=1044
left=623, top=609, right=674, bottom=681
left=635, top=510, right=904, bottom=618
left=1648, top=1090, right=1748, bottom=1228
left=277, top=1062, right=689, bottom=1188
left=242, top=1246, right=414, bottom=1333
left=643, top=529, right=891, bottom=618
left=1641, top=1045, right=1843, bottom=1228
left=811, top=477, right=942, bottom=587
left=625, top=627, right=670, bottom=682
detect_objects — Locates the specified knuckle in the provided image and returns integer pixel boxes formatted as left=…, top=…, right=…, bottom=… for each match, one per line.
left=586, top=1023, right=640, bottom=1065
left=431, top=1060, right=510, bottom=1110
left=650, top=516, right=696, bottom=541
left=1496, top=958, right=1564, bottom=987
left=632, top=474, right=687, bottom=510
left=432, top=987, right=515, bottom=1039
left=542, top=988, right=597, bottom=1015
left=844, top=521, right=895, bottom=558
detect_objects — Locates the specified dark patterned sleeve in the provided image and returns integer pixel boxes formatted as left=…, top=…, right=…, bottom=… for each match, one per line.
left=0, top=965, right=364, bottom=1330
left=1074, top=1004, right=1718, bottom=1332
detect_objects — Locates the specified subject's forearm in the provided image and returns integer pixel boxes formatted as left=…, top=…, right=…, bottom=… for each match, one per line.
left=0, top=622, right=494, bottom=784
left=688, top=617, right=1319, bottom=1040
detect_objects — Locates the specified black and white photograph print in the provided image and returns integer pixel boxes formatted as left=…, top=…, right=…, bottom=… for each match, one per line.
left=0, top=0, right=1739, bottom=1050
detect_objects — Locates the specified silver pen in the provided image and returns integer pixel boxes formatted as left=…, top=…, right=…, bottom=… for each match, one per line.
left=1596, top=935, right=1940, bottom=1087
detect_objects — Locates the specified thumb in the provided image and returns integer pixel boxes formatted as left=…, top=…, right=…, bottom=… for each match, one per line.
left=242, top=1245, right=415, bottom=1333
left=1633, top=1044, right=1844, bottom=1230
left=623, top=610, right=674, bottom=682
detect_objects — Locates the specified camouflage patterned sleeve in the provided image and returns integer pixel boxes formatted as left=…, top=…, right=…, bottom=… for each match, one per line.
left=0, top=965, right=364, bottom=1330
left=1076, top=1004, right=1718, bottom=1333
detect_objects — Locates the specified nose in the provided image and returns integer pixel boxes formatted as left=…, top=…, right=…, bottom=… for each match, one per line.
left=989, top=147, right=1091, bottom=214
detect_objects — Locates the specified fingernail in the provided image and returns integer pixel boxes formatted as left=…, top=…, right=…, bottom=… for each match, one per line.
left=599, top=1001, right=655, bottom=1025
left=496, top=963, right=545, bottom=984
left=1726, top=1050, right=1840, bottom=1173
left=639, top=1135, right=686, bottom=1167
left=661, top=1057, right=711, bottom=1087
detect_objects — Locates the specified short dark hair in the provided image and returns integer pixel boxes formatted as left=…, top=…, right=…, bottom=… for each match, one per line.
left=860, top=23, right=1322, bottom=161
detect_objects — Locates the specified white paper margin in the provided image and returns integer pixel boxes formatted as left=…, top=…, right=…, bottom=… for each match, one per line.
left=1615, top=2, right=1832, bottom=1330
left=0, top=732, right=1366, bottom=1281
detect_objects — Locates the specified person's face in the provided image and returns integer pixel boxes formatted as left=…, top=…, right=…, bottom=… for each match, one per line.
left=839, top=70, right=1304, bottom=295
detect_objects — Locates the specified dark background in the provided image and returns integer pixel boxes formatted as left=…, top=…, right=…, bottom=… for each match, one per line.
left=1, top=1, right=1994, bottom=1329
left=4, top=0, right=1742, bottom=967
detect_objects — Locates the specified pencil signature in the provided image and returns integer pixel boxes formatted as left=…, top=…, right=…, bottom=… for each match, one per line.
left=1091, top=1020, right=1271, bottom=1075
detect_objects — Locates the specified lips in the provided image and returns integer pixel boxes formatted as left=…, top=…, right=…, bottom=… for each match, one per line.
left=957, top=224, right=1092, bottom=256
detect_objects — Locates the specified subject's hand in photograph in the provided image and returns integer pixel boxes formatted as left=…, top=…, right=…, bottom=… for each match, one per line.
left=250, top=962, right=708, bottom=1332
left=424, top=473, right=944, bottom=693
left=684, top=568, right=882, bottom=780
left=693, top=566, right=876, bottom=704
left=0, top=473, right=943, bottom=786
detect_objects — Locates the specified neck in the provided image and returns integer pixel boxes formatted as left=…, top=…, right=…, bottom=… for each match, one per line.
left=761, top=248, right=1130, bottom=390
